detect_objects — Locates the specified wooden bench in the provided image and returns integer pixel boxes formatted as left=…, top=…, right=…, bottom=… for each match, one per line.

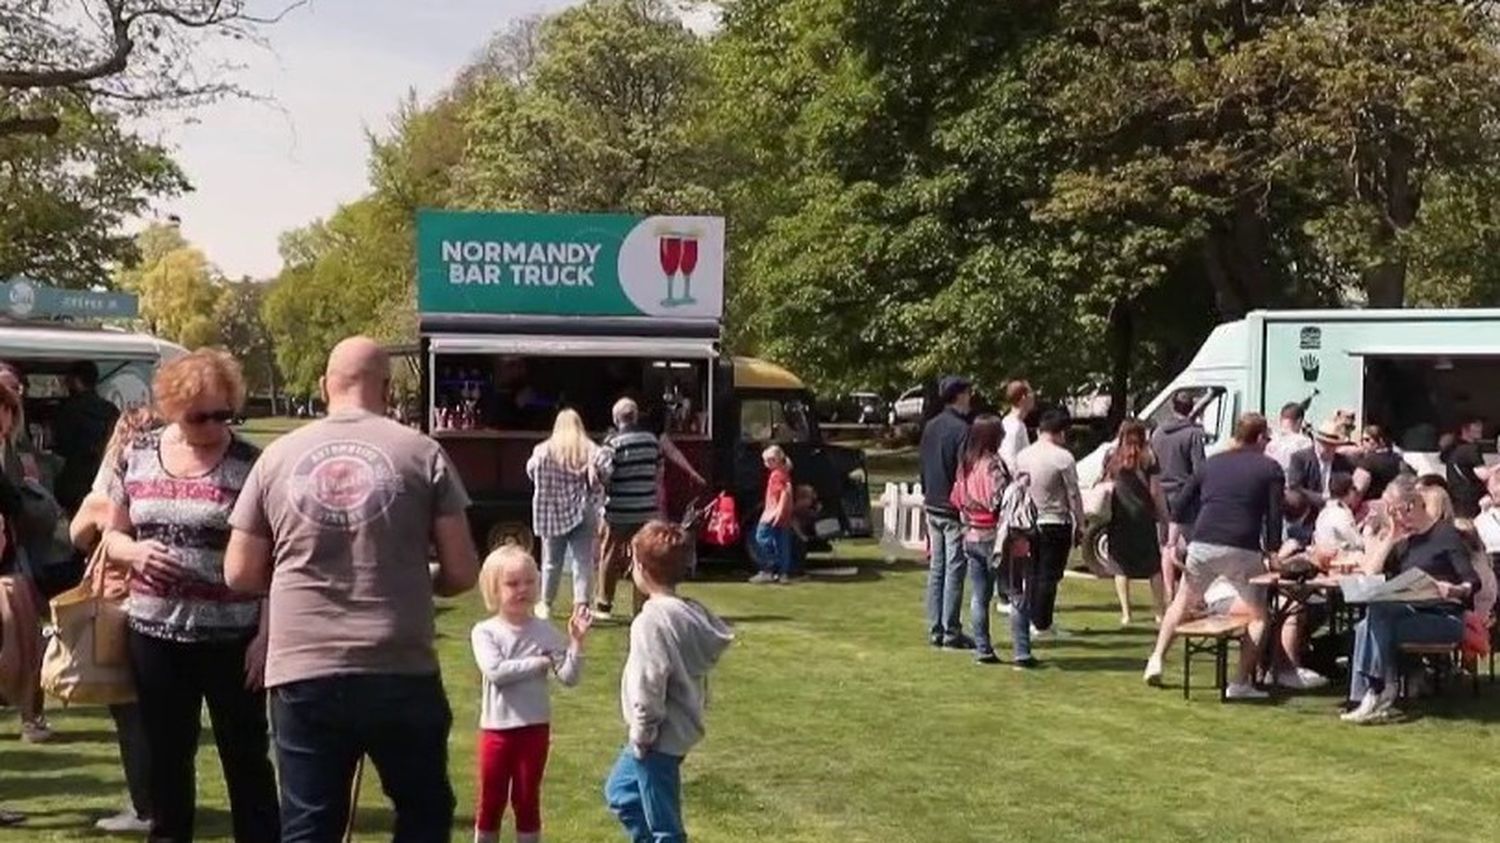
left=1178, top=616, right=1249, bottom=702
left=1397, top=642, right=1479, bottom=699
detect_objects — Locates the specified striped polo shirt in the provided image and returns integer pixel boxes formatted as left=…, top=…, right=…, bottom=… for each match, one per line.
left=109, top=429, right=262, bottom=642
left=603, top=428, right=661, bottom=525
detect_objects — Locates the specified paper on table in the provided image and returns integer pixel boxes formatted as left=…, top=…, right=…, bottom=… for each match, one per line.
left=1338, top=568, right=1444, bottom=603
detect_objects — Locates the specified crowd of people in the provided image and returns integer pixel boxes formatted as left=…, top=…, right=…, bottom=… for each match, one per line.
left=0, top=338, right=733, bottom=842
left=920, top=377, right=1500, bottom=724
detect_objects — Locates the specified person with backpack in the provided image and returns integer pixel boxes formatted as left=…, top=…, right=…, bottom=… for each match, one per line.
left=950, top=416, right=1009, bottom=665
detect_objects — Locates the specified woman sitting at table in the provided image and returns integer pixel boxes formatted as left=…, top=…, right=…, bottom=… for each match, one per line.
left=1343, top=475, right=1484, bottom=725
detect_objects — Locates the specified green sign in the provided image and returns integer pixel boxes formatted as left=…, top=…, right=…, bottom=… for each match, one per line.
left=1, top=277, right=138, bottom=320
left=417, top=210, right=725, bottom=320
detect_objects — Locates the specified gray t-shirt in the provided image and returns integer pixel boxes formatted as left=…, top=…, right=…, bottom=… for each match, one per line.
left=229, top=409, right=471, bottom=688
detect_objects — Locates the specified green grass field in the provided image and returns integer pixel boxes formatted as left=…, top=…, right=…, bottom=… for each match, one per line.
left=6, top=419, right=1500, bottom=841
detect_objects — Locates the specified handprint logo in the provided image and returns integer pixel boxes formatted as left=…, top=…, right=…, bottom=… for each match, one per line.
left=1300, top=354, right=1320, bottom=383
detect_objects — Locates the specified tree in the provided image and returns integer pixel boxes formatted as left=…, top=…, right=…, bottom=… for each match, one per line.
left=0, top=106, right=187, bottom=287
left=132, top=246, right=224, bottom=347
left=216, top=278, right=280, bottom=407
left=1, top=0, right=302, bottom=139
left=455, top=0, right=719, bottom=214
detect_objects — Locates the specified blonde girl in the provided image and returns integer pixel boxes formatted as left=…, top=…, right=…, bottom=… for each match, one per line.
left=526, top=409, right=611, bottom=618
left=749, top=445, right=795, bottom=584
left=471, top=546, right=589, bottom=843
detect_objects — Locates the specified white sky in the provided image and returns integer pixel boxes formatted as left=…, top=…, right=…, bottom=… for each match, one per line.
left=141, top=1, right=716, bottom=280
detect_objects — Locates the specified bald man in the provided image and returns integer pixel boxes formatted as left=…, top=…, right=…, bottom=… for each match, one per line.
left=226, top=336, right=479, bottom=842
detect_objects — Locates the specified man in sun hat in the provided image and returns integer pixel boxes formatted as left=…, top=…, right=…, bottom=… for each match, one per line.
left=1286, top=417, right=1357, bottom=511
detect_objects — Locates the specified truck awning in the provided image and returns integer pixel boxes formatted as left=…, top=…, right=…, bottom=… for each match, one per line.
left=427, top=333, right=718, bottom=359
left=1346, top=347, right=1500, bottom=358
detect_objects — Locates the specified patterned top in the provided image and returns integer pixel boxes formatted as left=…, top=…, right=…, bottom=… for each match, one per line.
left=526, top=441, right=609, bottom=538
left=108, top=429, right=262, bottom=642
left=602, top=428, right=661, bottom=526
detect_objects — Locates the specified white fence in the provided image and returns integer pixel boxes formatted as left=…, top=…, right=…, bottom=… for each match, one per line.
left=878, top=482, right=928, bottom=555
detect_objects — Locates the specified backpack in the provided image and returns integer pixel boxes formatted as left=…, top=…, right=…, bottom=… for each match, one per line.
left=702, top=492, right=741, bottom=548
left=994, top=475, right=1039, bottom=563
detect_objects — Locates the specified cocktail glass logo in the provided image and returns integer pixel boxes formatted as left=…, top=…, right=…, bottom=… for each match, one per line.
left=657, top=231, right=700, bottom=308
left=7, top=280, right=36, bottom=318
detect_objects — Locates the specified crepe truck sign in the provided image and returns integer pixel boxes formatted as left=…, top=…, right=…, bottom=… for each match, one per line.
left=418, top=210, right=725, bottom=320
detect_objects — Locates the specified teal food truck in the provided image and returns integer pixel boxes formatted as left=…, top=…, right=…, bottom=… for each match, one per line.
left=1079, top=308, right=1500, bottom=488
left=411, top=210, right=871, bottom=556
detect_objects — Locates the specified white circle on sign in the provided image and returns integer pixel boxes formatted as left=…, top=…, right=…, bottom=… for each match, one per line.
left=616, top=216, right=724, bottom=319
left=8, top=279, right=36, bottom=318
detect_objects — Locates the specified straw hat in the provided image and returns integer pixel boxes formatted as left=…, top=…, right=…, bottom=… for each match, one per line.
left=1312, top=418, right=1351, bottom=446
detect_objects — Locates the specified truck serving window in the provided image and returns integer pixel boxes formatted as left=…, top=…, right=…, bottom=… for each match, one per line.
left=430, top=354, right=710, bottom=437
left=1363, top=356, right=1500, bottom=452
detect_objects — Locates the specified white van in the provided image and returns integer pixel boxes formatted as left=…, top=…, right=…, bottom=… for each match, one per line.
left=1078, top=308, right=1500, bottom=487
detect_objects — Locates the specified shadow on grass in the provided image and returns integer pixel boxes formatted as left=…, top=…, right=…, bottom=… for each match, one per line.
left=0, top=772, right=114, bottom=803
left=42, top=728, right=121, bottom=746
left=0, top=747, right=107, bottom=775
left=720, top=614, right=793, bottom=625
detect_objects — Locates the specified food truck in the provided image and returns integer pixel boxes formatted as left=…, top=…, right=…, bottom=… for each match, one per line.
left=0, top=277, right=184, bottom=453
left=1076, top=308, right=1500, bottom=574
left=413, top=210, right=872, bottom=555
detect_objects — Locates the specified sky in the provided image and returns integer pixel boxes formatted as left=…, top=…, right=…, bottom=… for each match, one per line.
left=147, top=0, right=714, bottom=280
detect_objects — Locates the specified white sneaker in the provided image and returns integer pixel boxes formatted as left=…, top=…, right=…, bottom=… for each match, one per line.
left=1144, top=655, right=1164, bottom=686
left=20, top=719, right=52, bottom=744
left=532, top=603, right=551, bottom=620
left=1275, top=667, right=1330, bottom=691
left=95, top=809, right=151, bottom=833
left=1030, top=624, right=1074, bottom=640
left=1341, top=690, right=1381, bottom=722
left=1225, top=682, right=1269, bottom=701
left=996, top=601, right=1012, bottom=616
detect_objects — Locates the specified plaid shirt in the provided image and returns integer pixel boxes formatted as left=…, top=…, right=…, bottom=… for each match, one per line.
left=526, top=443, right=610, bottom=538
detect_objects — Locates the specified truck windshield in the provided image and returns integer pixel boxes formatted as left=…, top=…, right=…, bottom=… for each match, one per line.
left=740, top=396, right=815, bottom=444
left=1146, top=385, right=1228, bottom=445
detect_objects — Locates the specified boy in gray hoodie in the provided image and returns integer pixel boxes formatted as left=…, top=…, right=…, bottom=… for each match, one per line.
left=606, top=521, right=734, bottom=843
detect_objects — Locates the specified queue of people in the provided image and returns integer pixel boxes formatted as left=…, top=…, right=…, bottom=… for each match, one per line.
left=0, top=338, right=733, bottom=842
left=918, top=374, right=1500, bottom=724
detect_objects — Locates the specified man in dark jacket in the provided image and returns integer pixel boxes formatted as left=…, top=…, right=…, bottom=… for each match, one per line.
left=1150, top=391, right=1207, bottom=597
left=919, top=376, right=973, bottom=649
left=1286, top=418, right=1356, bottom=512
left=51, top=361, right=120, bottom=513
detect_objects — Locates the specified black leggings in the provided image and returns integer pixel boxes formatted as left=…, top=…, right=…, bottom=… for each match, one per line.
left=128, top=630, right=279, bottom=843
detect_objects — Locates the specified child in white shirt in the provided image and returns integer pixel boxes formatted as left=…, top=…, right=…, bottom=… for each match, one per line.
left=471, top=546, right=591, bottom=843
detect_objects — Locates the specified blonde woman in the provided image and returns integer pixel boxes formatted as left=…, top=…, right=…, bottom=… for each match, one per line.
left=527, top=409, right=611, bottom=619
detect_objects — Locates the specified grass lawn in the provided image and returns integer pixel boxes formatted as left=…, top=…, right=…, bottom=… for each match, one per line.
left=5, top=539, right=1500, bottom=841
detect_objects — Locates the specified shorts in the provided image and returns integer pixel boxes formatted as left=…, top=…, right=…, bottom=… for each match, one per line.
left=1183, top=542, right=1266, bottom=605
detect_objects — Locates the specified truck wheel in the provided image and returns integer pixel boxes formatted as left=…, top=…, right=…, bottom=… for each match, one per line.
left=487, top=520, right=535, bottom=554
left=1079, top=520, right=1121, bottom=579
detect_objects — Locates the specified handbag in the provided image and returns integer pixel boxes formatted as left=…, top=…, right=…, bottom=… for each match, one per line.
left=702, top=492, right=741, bottom=548
left=1082, top=480, right=1114, bottom=522
left=40, top=543, right=135, bottom=706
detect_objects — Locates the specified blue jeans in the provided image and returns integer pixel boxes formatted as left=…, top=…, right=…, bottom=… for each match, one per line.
left=925, top=512, right=965, bottom=642
left=1348, top=603, right=1464, bottom=701
left=605, top=747, right=685, bottom=843
left=542, top=515, right=597, bottom=608
left=1003, top=542, right=1040, bottom=661
left=964, top=538, right=997, bottom=656
left=754, top=523, right=793, bottom=576
left=272, top=673, right=455, bottom=843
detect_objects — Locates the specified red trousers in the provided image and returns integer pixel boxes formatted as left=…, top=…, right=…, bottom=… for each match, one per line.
left=475, top=724, right=551, bottom=834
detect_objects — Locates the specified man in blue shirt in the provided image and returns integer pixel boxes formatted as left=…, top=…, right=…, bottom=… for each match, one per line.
left=919, top=376, right=973, bottom=649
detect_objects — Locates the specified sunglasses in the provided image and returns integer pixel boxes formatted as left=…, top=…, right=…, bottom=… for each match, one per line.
left=184, top=409, right=235, bottom=426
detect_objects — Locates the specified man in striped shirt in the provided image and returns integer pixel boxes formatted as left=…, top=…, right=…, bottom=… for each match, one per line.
left=596, top=398, right=662, bottom=618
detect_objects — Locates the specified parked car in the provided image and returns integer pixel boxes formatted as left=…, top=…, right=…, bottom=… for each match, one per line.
left=890, top=385, right=929, bottom=426
left=849, top=391, right=886, bottom=425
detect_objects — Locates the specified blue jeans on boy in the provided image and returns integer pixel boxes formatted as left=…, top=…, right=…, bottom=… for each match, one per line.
left=964, top=538, right=997, bottom=658
left=924, top=511, right=965, bottom=644
left=605, top=746, right=685, bottom=843
left=754, top=522, right=793, bottom=576
left=1348, top=603, right=1464, bottom=701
